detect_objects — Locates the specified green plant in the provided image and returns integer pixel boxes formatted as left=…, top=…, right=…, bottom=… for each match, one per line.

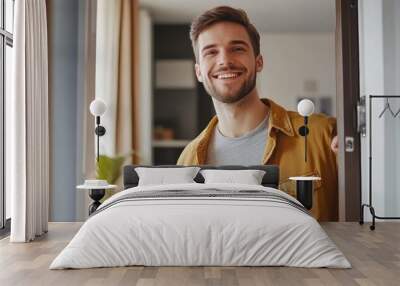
left=96, top=152, right=133, bottom=202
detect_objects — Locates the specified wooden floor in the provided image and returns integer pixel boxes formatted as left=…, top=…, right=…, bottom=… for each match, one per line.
left=0, top=222, right=399, bottom=286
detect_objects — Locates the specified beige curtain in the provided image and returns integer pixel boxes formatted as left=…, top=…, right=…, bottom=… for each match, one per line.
left=9, top=0, right=49, bottom=242
left=95, top=0, right=138, bottom=186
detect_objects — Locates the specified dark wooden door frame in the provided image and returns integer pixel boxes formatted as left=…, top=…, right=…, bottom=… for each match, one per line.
left=335, top=0, right=361, bottom=221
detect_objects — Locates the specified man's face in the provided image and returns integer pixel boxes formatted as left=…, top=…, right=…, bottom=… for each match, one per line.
left=195, top=22, right=263, bottom=104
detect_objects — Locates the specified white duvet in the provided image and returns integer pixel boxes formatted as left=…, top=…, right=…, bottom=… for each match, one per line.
left=50, top=183, right=351, bottom=269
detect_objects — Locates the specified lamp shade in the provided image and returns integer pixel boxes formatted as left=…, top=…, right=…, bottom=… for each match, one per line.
left=89, top=99, right=107, bottom=116
left=297, top=99, right=315, bottom=117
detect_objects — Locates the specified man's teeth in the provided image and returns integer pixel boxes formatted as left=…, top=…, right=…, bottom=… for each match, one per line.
left=217, top=73, right=239, bottom=79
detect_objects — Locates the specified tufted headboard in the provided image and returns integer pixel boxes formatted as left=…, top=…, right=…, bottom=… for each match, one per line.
left=123, top=165, right=280, bottom=189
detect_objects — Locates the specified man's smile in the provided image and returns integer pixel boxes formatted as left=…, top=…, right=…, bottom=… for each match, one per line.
left=211, top=71, right=244, bottom=80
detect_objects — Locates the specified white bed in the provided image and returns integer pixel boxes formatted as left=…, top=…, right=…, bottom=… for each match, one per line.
left=50, top=183, right=351, bottom=269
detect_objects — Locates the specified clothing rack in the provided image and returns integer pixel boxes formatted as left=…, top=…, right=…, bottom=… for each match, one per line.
left=360, top=95, right=400, bottom=230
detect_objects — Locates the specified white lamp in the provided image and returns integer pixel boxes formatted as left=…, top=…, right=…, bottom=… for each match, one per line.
left=90, top=99, right=107, bottom=117
left=297, top=99, right=315, bottom=162
left=297, top=99, right=314, bottom=117
left=89, top=99, right=107, bottom=162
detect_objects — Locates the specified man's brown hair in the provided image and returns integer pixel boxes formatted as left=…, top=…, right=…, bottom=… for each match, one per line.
left=190, top=6, right=260, bottom=61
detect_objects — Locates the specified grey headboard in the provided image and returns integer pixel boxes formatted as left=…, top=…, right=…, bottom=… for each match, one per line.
left=123, top=165, right=279, bottom=189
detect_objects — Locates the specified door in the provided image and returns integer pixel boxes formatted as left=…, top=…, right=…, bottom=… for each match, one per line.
left=336, top=0, right=362, bottom=221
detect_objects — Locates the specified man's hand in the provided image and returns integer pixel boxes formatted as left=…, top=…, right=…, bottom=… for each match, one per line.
left=331, top=135, right=338, bottom=154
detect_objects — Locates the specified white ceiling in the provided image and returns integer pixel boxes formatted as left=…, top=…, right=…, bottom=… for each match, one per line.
left=140, top=0, right=335, bottom=33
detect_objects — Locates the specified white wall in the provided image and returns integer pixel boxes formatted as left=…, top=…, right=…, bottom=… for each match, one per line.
left=359, top=0, right=400, bottom=220
left=48, top=0, right=80, bottom=221
left=382, top=0, right=400, bottom=217
left=258, top=33, right=336, bottom=116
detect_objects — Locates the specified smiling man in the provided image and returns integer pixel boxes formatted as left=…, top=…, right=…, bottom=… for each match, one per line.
left=177, top=6, right=338, bottom=221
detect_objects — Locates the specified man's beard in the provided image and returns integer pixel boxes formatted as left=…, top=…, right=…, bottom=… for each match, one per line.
left=203, top=69, right=257, bottom=104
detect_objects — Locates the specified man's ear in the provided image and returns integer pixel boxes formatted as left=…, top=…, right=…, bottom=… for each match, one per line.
left=255, top=54, right=263, bottom=72
left=195, top=63, right=203, bottom=82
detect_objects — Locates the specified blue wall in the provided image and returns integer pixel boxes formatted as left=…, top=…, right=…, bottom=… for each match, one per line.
left=48, top=0, right=79, bottom=221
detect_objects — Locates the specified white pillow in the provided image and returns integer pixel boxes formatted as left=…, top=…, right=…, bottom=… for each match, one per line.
left=200, top=169, right=266, bottom=185
left=135, top=167, right=200, bottom=186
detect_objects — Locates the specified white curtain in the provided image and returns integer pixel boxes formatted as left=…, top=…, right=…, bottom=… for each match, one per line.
left=9, top=0, right=49, bottom=242
left=95, top=0, right=133, bottom=159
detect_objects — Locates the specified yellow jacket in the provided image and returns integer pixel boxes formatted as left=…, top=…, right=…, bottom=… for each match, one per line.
left=177, top=99, right=338, bottom=221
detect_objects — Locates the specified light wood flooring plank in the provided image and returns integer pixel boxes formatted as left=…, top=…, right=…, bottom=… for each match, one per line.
left=0, top=222, right=399, bottom=286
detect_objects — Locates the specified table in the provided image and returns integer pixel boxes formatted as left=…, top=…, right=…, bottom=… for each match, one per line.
left=77, top=183, right=117, bottom=215
left=289, top=176, right=321, bottom=210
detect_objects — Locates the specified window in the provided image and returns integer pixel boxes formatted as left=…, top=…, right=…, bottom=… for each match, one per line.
left=1, top=0, right=14, bottom=233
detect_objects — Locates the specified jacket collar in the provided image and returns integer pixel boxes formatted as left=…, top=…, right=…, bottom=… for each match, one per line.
left=261, top=98, right=294, bottom=137
left=204, top=98, right=294, bottom=135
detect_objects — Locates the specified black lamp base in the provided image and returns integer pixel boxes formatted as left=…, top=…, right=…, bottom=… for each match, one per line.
left=95, top=125, right=106, bottom=136
left=296, top=180, right=313, bottom=210
left=298, top=126, right=309, bottom=136
left=88, top=189, right=105, bottom=215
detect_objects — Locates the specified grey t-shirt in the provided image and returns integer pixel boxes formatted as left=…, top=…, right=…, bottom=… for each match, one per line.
left=206, top=116, right=269, bottom=165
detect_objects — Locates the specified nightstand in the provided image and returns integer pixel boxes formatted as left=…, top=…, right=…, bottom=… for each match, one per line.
left=77, top=181, right=117, bottom=215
